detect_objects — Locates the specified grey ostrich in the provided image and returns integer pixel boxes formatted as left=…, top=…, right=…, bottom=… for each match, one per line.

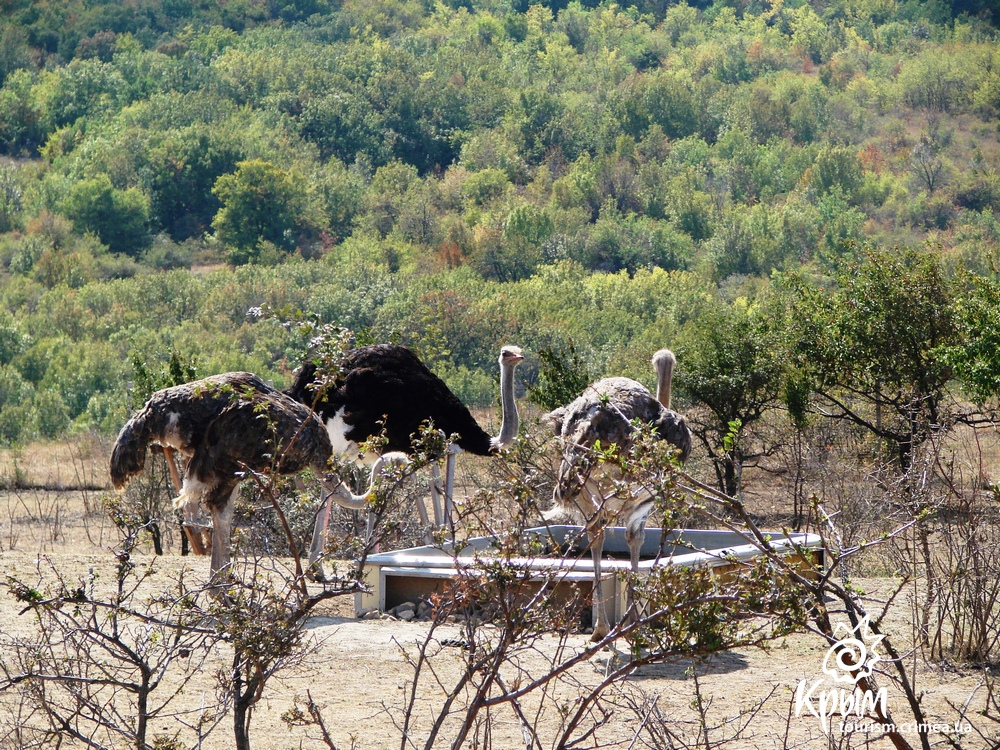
left=545, top=349, right=692, bottom=640
left=287, top=344, right=524, bottom=563
left=110, top=372, right=334, bottom=581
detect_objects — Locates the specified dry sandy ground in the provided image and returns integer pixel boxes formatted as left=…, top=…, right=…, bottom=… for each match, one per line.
left=1, top=533, right=992, bottom=749
left=0, top=441, right=994, bottom=749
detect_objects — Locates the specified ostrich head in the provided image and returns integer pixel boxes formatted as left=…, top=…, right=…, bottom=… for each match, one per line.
left=499, top=345, right=524, bottom=368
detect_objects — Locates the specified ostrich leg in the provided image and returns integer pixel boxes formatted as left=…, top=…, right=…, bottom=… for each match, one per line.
left=623, top=487, right=656, bottom=624
left=163, top=446, right=209, bottom=556
left=589, top=526, right=609, bottom=641
left=428, top=438, right=461, bottom=534
left=413, top=476, right=431, bottom=528
left=624, top=517, right=647, bottom=625
left=413, top=475, right=434, bottom=545
left=162, top=446, right=184, bottom=491
left=443, top=444, right=459, bottom=531
left=208, top=489, right=238, bottom=583
left=308, top=491, right=333, bottom=579
left=429, top=463, right=444, bottom=528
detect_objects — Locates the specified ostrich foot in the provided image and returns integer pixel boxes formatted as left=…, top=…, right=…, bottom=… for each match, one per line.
left=306, top=562, right=327, bottom=583
left=589, top=626, right=609, bottom=642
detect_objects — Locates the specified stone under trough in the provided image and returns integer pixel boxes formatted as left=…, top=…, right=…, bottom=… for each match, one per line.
left=356, top=526, right=824, bottom=624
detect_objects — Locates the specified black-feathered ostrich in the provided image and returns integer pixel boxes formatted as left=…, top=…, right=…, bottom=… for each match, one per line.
left=110, top=372, right=334, bottom=580
left=545, top=349, right=692, bottom=640
left=287, top=344, right=524, bottom=563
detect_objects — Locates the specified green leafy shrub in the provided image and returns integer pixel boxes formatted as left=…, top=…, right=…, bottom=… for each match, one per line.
left=212, top=159, right=319, bottom=264
left=62, top=174, right=151, bottom=257
left=527, top=341, right=591, bottom=411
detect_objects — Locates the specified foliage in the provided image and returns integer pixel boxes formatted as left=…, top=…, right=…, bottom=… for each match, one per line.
left=674, top=290, right=788, bottom=495
left=61, top=174, right=151, bottom=258
left=941, top=272, right=1000, bottom=403
left=785, top=245, right=962, bottom=471
left=212, top=159, right=318, bottom=264
left=527, top=340, right=592, bottom=411
left=0, top=518, right=221, bottom=749
left=0, top=0, right=993, bottom=444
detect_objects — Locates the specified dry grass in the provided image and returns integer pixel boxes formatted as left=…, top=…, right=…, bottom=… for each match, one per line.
left=0, top=432, right=115, bottom=491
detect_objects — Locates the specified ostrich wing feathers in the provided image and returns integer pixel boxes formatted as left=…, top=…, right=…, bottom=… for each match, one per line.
left=111, top=372, right=272, bottom=489
left=190, top=391, right=332, bottom=493
left=552, top=377, right=692, bottom=506
left=111, top=372, right=331, bottom=504
left=289, top=345, right=496, bottom=456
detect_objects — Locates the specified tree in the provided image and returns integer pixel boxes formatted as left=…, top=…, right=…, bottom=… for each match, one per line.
left=941, top=272, right=1000, bottom=404
left=910, top=139, right=946, bottom=194
left=808, top=145, right=863, bottom=201
left=675, top=293, right=788, bottom=497
left=212, top=159, right=318, bottom=264
left=0, top=69, right=44, bottom=156
left=146, top=125, right=243, bottom=241
left=361, top=160, right=418, bottom=238
left=0, top=164, right=23, bottom=233
left=786, top=246, right=959, bottom=473
left=61, top=173, right=151, bottom=257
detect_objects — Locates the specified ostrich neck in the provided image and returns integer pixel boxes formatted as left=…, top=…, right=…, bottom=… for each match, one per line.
left=494, top=363, right=520, bottom=448
left=655, top=359, right=674, bottom=409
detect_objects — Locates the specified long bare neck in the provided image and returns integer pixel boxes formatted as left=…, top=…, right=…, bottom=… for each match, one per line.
left=653, top=349, right=676, bottom=409
left=330, top=452, right=409, bottom=510
left=494, top=361, right=520, bottom=448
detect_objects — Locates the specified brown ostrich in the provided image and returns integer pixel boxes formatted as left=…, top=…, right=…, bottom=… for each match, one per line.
left=110, top=372, right=333, bottom=580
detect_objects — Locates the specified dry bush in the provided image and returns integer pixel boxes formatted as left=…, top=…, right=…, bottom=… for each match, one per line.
left=7, top=383, right=1000, bottom=749
left=0, top=519, right=224, bottom=749
left=0, top=447, right=383, bottom=750
left=916, top=426, right=1000, bottom=664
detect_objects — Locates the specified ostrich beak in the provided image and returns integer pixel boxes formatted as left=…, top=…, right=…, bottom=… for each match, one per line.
left=501, top=346, right=524, bottom=363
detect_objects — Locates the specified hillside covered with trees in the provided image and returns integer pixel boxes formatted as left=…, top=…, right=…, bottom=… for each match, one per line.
left=0, top=0, right=999, bottom=476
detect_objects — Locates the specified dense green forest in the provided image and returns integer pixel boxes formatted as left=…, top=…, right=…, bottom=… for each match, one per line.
left=0, top=0, right=999, bottom=474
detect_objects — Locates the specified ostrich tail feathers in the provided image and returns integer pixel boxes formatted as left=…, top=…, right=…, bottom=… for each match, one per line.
left=653, top=411, right=693, bottom=464
left=285, top=361, right=319, bottom=404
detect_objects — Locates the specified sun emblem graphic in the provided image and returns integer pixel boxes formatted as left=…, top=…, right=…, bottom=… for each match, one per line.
left=821, top=615, right=885, bottom=685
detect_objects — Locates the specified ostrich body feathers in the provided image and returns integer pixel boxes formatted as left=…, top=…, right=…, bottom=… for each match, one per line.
left=111, top=372, right=332, bottom=510
left=287, top=344, right=497, bottom=459
left=548, top=376, right=692, bottom=521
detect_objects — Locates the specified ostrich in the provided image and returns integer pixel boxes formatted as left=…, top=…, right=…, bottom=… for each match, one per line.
left=545, top=349, right=692, bottom=640
left=288, top=344, right=524, bottom=564
left=110, top=372, right=334, bottom=580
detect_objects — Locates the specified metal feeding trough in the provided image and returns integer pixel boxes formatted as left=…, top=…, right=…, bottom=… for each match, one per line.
left=356, top=526, right=823, bottom=623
